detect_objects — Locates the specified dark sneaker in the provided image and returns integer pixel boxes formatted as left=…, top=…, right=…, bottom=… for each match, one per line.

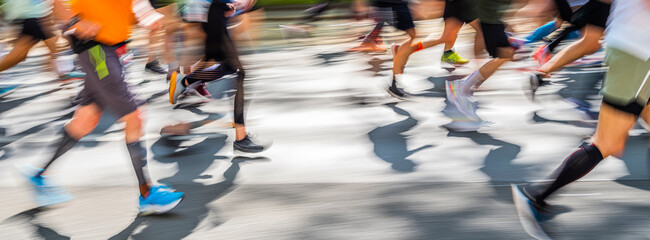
left=511, top=184, right=552, bottom=240
left=234, top=135, right=267, bottom=153
left=386, top=81, right=406, bottom=100
left=145, top=59, right=167, bottom=74
left=528, top=73, right=549, bottom=101
left=520, top=185, right=550, bottom=216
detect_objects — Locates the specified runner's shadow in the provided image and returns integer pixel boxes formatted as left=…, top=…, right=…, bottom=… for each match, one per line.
left=531, top=111, right=596, bottom=129
left=365, top=57, right=390, bottom=77
left=409, top=75, right=464, bottom=98
left=0, top=88, right=61, bottom=115
left=107, top=156, right=269, bottom=240
left=368, top=103, right=433, bottom=172
left=0, top=111, right=74, bottom=161
left=316, top=51, right=349, bottom=65
left=1, top=207, right=70, bottom=239
left=447, top=131, right=527, bottom=202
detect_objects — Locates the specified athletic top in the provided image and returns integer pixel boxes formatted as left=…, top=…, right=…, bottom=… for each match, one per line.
left=70, top=0, right=162, bottom=45
left=605, top=0, right=650, bottom=61
left=477, top=0, right=511, bottom=24
left=0, top=0, right=51, bottom=21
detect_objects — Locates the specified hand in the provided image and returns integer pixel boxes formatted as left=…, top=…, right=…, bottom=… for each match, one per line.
left=72, top=19, right=101, bottom=40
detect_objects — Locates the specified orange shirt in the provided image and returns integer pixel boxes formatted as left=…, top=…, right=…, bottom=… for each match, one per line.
left=70, top=0, right=136, bottom=45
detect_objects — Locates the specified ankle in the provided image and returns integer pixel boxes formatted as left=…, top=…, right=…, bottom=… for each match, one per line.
left=140, top=184, right=151, bottom=198
left=235, top=124, right=246, bottom=141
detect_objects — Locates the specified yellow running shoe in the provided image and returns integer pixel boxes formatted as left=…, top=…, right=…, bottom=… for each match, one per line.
left=441, top=51, right=469, bottom=65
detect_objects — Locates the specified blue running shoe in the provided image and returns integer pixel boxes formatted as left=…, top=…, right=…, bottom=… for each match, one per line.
left=60, top=71, right=86, bottom=81
left=19, top=165, right=74, bottom=207
left=139, top=185, right=184, bottom=215
left=0, top=84, right=19, bottom=98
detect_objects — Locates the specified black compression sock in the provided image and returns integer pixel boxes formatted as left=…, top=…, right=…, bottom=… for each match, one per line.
left=536, top=143, right=604, bottom=202
left=126, top=141, right=150, bottom=186
left=37, top=130, right=79, bottom=177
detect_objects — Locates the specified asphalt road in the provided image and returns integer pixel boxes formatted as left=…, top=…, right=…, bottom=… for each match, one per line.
left=0, top=17, right=649, bottom=239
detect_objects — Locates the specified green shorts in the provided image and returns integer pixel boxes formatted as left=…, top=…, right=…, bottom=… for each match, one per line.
left=602, top=47, right=650, bottom=115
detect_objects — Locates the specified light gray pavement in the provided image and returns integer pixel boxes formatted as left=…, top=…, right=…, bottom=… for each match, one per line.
left=0, top=17, right=649, bottom=239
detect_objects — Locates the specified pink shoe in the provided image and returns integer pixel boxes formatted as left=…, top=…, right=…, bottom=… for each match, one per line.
left=195, top=82, right=212, bottom=97
left=532, top=45, right=551, bottom=66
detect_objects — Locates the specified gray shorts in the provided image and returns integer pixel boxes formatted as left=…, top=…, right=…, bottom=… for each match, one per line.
left=77, top=44, right=138, bottom=118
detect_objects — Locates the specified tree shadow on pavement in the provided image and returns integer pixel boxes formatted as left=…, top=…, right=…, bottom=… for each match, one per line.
left=108, top=133, right=270, bottom=240
left=368, top=103, right=433, bottom=172
left=1, top=207, right=70, bottom=239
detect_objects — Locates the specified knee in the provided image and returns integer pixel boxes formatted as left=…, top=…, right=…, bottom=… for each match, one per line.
left=67, top=115, right=100, bottom=138
left=593, top=138, right=625, bottom=158
left=124, top=110, right=143, bottom=130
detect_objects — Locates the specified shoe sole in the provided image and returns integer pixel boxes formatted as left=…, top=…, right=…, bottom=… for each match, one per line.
left=140, top=196, right=184, bottom=215
left=0, top=85, right=20, bottom=98
left=511, top=184, right=551, bottom=240
left=234, top=144, right=266, bottom=154
left=169, top=72, right=185, bottom=104
left=145, top=68, right=167, bottom=74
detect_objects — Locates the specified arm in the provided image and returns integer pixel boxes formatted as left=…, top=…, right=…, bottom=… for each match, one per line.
left=52, top=0, right=101, bottom=40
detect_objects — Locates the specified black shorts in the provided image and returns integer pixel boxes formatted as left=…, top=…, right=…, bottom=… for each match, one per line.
left=17, top=18, right=55, bottom=41
left=372, top=0, right=415, bottom=31
left=77, top=44, right=138, bottom=119
left=443, top=0, right=477, bottom=23
left=553, top=0, right=573, bottom=22
left=481, top=23, right=511, bottom=58
left=570, top=0, right=610, bottom=29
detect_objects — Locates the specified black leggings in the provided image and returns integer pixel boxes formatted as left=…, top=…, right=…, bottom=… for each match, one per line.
left=185, top=59, right=245, bottom=125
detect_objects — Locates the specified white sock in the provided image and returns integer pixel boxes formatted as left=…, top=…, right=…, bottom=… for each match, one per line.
left=461, top=71, right=484, bottom=95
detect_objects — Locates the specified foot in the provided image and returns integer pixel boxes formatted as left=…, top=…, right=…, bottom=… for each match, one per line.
left=168, top=71, right=186, bottom=104
left=508, top=37, right=527, bottom=50
left=348, top=42, right=387, bottom=53
left=145, top=59, right=167, bottom=74
left=0, top=84, right=19, bottom=98
left=20, top=165, right=74, bottom=207
left=139, top=184, right=184, bottom=215
left=386, top=81, right=406, bottom=100
left=441, top=51, right=470, bottom=65
left=445, top=80, right=480, bottom=121
left=178, top=82, right=211, bottom=104
left=519, top=185, right=552, bottom=220
left=234, top=135, right=268, bottom=153
left=194, top=82, right=212, bottom=97
left=59, top=71, right=86, bottom=81
left=528, top=73, right=549, bottom=101
left=532, top=45, right=551, bottom=66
